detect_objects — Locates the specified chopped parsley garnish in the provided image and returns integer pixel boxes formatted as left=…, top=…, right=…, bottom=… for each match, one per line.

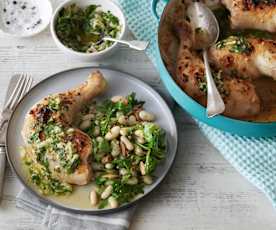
left=216, top=36, right=253, bottom=54
left=197, top=71, right=229, bottom=98
left=48, top=96, right=61, bottom=111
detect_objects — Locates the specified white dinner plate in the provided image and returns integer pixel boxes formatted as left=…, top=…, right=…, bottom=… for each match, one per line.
left=6, top=66, right=178, bottom=214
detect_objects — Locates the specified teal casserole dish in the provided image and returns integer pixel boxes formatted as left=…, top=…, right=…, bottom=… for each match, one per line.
left=151, top=0, right=276, bottom=137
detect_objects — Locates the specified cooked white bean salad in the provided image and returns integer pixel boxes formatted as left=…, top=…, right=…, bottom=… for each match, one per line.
left=79, top=93, right=166, bottom=209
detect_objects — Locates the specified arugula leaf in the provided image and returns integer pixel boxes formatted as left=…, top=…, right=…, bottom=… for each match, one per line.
left=113, top=158, right=131, bottom=170
left=98, top=199, right=108, bottom=209
left=136, top=123, right=166, bottom=175
left=95, top=176, right=107, bottom=186
left=145, top=152, right=158, bottom=175
left=98, top=139, right=111, bottom=153
left=84, top=5, right=98, bottom=17
left=112, top=181, right=144, bottom=204
left=143, top=123, right=166, bottom=158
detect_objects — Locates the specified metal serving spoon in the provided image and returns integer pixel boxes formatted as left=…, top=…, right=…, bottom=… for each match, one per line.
left=95, top=32, right=149, bottom=51
left=187, top=2, right=225, bottom=118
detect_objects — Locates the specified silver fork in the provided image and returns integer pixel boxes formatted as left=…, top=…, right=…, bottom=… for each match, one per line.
left=0, top=74, right=33, bottom=131
left=0, top=73, right=33, bottom=200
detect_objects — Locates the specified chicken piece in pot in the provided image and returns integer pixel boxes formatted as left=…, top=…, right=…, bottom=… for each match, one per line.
left=174, top=20, right=261, bottom=118
left=222, top=0, right=276, bottom=33
left=208, top=36, right=276, bottom=80
left=22, top=71, right=107, bottom=186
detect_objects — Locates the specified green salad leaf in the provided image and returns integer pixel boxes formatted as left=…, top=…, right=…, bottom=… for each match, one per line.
left=112, top=181, right=144, bottom=204
left=137, top=123, right=166, bottom=175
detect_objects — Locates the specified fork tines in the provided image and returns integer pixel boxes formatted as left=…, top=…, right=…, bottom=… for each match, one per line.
left=4, top=74, right=33, bottom=111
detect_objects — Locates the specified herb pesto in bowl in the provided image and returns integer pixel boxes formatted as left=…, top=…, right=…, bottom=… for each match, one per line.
left=50, top=0, right=126, bottom=61
left=55, top=4, right=121, bottom=53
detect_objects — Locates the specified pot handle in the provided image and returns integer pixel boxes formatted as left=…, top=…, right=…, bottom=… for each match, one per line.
left=151, top=0, right=169, bottom=21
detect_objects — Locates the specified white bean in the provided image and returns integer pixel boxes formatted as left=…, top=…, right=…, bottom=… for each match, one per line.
left=136, top=136, right=145, bottom=144
left=105, top=132, right=113, bottom=140
left=105, top=126, right=120, bottom=140
left=80, top=119, right=91, bottom=130
left=66, top=128, right=74, bottom=134
left=120, top=127, right=129, bottom=136
left=143, top=175, right=153, bottom=185
left=135, top=145, right=145, bottom=156
left=139, top=110, right=155, bottom=121
left=82, top=114, right=95, bottom=121
left=101, top=185, right=113, bottom=199
left=111, top=126, right=120, bottom=137
left=108, top=196, right=119, bottom=208
left=90, top=190, right=98, bottom=206
left=120, top=136, right=134, bottom=151
left=111, top=140, right=121, bottom=157
left=139, top=161, right=146, bottom=175
left=105, top=180, right=114, bottom=186
left=118, top=115, right=128, bottom=125
left=102, top=173, right=119, bottom=179
left=134, top=130, right=144, bottom=138
left=119, top=168, right=128, bottom=176
left=128, top=115, right=137, bottom=125
left=126, top=177, right=138, bottom=185
left=116, top=111, right=124, bottom=118
left=93, top=126, right=100, bottom=136
left=105, top=163, right=114, bottom=169
left=96, top=136, right=104, bottom=142
left=111, top=95, right=127, bottom=103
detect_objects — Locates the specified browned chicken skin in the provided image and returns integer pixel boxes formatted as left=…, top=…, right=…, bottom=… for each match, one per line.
left=175, top=20, right=261, bottom=118
left=208, top=36, right=276, bottom=80
left=222, top=0, right=276, bottom=32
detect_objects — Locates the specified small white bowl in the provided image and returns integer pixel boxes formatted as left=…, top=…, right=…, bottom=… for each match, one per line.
left=50, top=0, right=126, bottom=61
left=0, top=0, right=52, bottom=38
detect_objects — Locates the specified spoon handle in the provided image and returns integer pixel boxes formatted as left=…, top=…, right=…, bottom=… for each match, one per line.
left=203, top=49, right=225, bottom=117
left=103, top=37, right=129, bottom=45
left=103, top=37, right=149, bottom=51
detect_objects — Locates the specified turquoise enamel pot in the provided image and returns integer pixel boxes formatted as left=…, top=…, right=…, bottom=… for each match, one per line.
left=151, top=0, right=276, bottom=137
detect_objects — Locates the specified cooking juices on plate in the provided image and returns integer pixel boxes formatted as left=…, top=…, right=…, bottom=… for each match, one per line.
left=55, top=4, right=121, bottom=53
left=20, top=71, right=166, bottom=209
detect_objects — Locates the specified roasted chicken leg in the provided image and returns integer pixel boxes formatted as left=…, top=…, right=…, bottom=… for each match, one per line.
left=175, top=20, right=261, bottom=118
left=22, top=71, right=107, bottom=186
left=208, top=36, right=276, bottom=80
left=222, top=0, right=276, bottom=33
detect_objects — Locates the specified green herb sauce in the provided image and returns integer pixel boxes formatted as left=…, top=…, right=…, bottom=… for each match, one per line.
left=22, top=95, right=82, bottom=195
left=216, top=36, right=253, bottom=54
left=55, top=4, right=121, bottom=53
